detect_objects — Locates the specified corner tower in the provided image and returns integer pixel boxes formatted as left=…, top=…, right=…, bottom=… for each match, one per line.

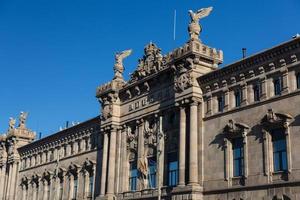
left=96, top=6, right=223, bottom=200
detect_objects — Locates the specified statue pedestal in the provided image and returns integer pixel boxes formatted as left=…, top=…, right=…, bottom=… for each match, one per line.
left=172, top=185, right=203, bottom=200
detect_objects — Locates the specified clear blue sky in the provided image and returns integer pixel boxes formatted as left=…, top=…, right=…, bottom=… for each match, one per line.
left=0, top=0, right=299, bottom=137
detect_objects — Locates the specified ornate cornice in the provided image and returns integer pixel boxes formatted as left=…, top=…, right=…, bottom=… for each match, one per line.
left=199, top=37, right=300, bottom=86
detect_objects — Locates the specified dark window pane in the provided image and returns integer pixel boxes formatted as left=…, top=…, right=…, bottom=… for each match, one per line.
left=274, top=78, right=282, bottom=95
left=167, top=152, right=178, bottom=186
left=235, top=90, right=242, bottom=107
left=232, top=138, right=244, bottom=177
left=129, top=161, right=137, bottom=191
left=272, top=129, right=288, bottom=172
left=253, top=84, right=260, bottom=102
left=218, top=96, right=224, bottom=112
left=148, top=157, right=157, bottom=188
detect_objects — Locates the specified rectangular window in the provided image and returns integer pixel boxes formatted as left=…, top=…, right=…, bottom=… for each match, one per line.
left=148, top=157, right=157, bottom=188
left=73, top=177, right=78, bottom=199
left=47, top=183, right=51, bottom=200
left=297, top=73, right=300, bottom=89
left=272, top=129, right=288, bottom=172
left=235, top=90, right=242, bottom=107
left=59, top=181, right=63, bottom=200
left=232, top=138, right=244, bottom=177
left=129, top=161, right=137, bottom=191
left=274, top=77, right=282, bottom=96
left=253, top=84, right=260, bottom=102
left=88, top=175, right=94, bottom=196
left=167, top=152, right=178, bottom=187
left=218, top=96, right=224, bottom=112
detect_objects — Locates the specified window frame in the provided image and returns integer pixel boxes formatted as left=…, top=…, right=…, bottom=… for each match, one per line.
left=273, top=77, right=282, bottom=96
left=223, top=120, right=249, bottom=186
left=253, top=83, right=261, bottom=102
left=217, top=95, right=225, bottom=112
left=167, top=152, right=178, bottom=187
left=296, top=72, right=300, bottom=89
left=234, top=89, right=242, bottom=107
left=232, top=138, right=245, bottom=177
left=261, top=109, right=293, bottom=181
left=129, top=160, right=138, bottom=191
left=271, top=129, right=288, bottom=172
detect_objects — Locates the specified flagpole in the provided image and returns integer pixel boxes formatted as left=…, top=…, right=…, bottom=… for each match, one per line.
left=157, top=115, right=164, bottom=200
left=173, top=9, right=177, bottom=41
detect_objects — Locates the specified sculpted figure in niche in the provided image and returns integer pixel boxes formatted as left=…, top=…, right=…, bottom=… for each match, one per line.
left=138, top=156, right=148, bottom=189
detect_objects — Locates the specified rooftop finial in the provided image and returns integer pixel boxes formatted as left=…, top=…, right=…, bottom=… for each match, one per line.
left=113, top=49, right=132, bottom=81
left=188, top=7, right=213, bottom=41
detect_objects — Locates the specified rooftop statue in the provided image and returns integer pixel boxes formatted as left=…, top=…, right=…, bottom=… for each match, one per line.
left=8, top=117, right=16, bottom=131
left=113, top=49, right=132, bottom=81
left=188, top=7, right=213, bottom=40
left=19, top=111, right=28, bottom=128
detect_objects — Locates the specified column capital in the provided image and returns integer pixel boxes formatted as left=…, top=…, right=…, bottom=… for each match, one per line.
left=190, top=97, right=201, bottom=106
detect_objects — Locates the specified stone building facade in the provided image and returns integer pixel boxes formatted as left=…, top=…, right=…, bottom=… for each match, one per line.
left=1, top=7, right=300, bottom=200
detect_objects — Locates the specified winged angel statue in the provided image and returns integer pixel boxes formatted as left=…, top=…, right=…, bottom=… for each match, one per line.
left=188, top=7, right=213, bottom=40
left=113, top=49, right=132, bottom=81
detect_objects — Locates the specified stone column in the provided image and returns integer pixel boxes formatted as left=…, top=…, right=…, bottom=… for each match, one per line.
left=241, top=83, right=248, bottom=106
left=137, top=120, right=144, bottom=191
left=81, top=138, right=86, bottom=152
left=5, top=164, right=12, bottom=199
left=32, top=183, right=37, bottom=200
left=84, top=172, right=89, bottom=199
left=178, top=106, right=186, bottom=186
left=206, top=95, right=212, bottom=116
left=42, top=180, right=48, bottom=200
left=10, top=162, right=18, bottom=200
left=38, top=178, right=44, bottom=200
left=100, top=133, right=108, bottom=196
left=68, top=175, right=74, bottom=200
left=20, top=184, right=26, bottom=200
left=114, top=128, right=122, bottom=193
left=0, top=165, right=5, bottom=200
left=92, top=165, right=96, bottom=200
left=77, top=171, right=85, bottom=199
left=189, top=100, right=199, bottom=185
left=261, top=77, right=267, bottom=100
left=282, top=69, right=289, bottom=94
left=224, top=89, right=229, bottom=111
left=121, top=126, right=128, bottom=192
left=106, top=128, right=117, bottom=195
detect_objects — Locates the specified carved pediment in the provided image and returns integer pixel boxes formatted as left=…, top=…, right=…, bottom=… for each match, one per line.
left=261, top=109, right=293, bottom=127
left=224, top=119, right=249, bottom=138
left=21, top=176, right=29, bottom=184
left=130, top=43, right=165, bottom=82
